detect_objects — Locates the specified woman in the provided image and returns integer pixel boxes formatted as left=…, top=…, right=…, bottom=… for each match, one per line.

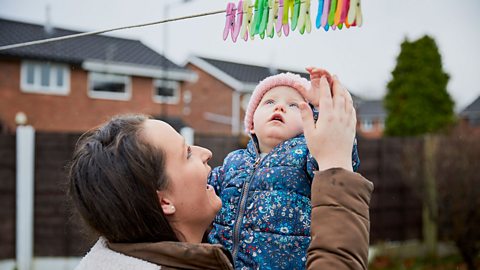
left=69, top=73, right=373, bottom=270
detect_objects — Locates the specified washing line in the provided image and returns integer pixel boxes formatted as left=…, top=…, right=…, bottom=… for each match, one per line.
left=0, top=9, right=225, bottom=51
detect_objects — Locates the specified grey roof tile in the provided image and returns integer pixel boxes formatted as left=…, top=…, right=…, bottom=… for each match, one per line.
left=0, top=18, right=184, bottom=70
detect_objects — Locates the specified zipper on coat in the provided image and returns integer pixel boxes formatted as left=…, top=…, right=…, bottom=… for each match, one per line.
left=231, top=156, right=261, bottom=260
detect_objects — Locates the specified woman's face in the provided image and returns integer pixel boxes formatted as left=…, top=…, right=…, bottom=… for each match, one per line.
left=141, top=120, right=222, bottom=237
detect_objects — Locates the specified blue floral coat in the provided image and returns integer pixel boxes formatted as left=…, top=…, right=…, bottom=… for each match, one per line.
left=208, top=134, right=360, bottom=269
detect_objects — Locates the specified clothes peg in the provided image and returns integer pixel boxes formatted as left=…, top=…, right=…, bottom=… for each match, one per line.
left=334, top=0, right=343, bottom=26
left=266, top=0, right=277, bottom=38
left=250, top=0, right=260, bottom=38
left=231, top=0, right=244, bottom=42
left=298, top=0, right=311, bottom=34
left=259, top=0, right=269, bottom=35
left=354, top=0, right=362, bottom=26
left=240, top=0, right=252, bottom=41
left=346, top=0, right=357, bottom=26
left=316, top=0, right=324, bottom=29
left=340, top=0, right=349, bottom=24
left=282, top=0, right=293, bottom=36
left=275, top=0, right=284, bottom=36
left=321, top=0, right=331, bottom=31
left=327, top=0, right=337, bottom=28
left=223, top=2, right=236, bottom=41
left=291, top=0, right=301, bottom=31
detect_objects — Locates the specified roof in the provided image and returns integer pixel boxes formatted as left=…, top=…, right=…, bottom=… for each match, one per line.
left=189, top=56, right=311, bottom=92
left=460, top=96, right=480, bottom=116
left=189, top=56, right=361, bottom=102
left=0, top=18, right=183, bottom=71
left=198, top=56, right=310, bottom=84
left=357, top=100, right=386, bottom=118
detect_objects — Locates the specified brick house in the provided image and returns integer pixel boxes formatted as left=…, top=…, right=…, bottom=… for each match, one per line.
left=0, top=18, right=196, bottom=133
left=459, top=95, right=480, bottom=134
left=356, top=99, right=386, bottom=139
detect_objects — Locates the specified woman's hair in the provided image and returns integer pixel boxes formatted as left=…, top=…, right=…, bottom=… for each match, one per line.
left=68, top=114, right=179, bottom=243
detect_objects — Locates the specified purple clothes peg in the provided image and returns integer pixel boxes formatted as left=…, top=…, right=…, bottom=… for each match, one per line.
left=232, top=0, right=243, bottom=42
left=223, top=2, right=236, bottom=41
left=321, top=0, right=331, bottom=30
left=275, top=0, right=284, bottom=34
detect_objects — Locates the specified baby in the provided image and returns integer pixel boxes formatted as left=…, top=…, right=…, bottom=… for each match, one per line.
left=208, top=69, right=360, bottom=269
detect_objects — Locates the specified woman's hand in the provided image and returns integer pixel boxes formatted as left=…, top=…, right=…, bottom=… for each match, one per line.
left=299, top=75, right=356, bottom=172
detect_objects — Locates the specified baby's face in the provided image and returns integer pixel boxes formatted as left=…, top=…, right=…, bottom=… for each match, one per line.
left=251, top=86, right=305, bottom=153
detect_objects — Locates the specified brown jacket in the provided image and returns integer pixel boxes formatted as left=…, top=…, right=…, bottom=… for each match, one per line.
left=81, top=168, right=373, bottom=270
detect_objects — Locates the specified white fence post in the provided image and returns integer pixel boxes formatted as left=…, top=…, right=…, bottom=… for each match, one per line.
left=16, top=125, right=35, bottom=270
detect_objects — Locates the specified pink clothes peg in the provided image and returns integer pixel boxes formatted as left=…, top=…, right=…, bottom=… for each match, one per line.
left=321, top=0, right=331, bottom=31
left=223, top=2, right=236, bottom=41
left=340, top=0, right=349, bottom=25
left=275, top=0, right=284, bottom=36
left=232, top=0, right=244, bottom=42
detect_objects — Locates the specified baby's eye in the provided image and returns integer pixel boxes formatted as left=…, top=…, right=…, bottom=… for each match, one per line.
left=289, top=103, right=299, bottom=108
left=187, top=146, right=192, bottom=159
left=264, top=99, right=275, bottom=105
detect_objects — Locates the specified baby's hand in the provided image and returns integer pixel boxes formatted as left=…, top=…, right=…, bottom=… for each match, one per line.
left=298, top=67, right=333, bottom=107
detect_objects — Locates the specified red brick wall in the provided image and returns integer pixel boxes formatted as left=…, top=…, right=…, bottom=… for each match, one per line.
left=183, top=64, right=234, bottom=135
left=0, top=59, right=184, bottom=132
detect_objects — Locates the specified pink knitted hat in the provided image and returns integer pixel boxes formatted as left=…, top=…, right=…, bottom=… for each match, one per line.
left=244, top=72, right=311, bottom=133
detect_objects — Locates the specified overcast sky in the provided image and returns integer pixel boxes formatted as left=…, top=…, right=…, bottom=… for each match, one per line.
left=1, top=0, right=479, bottom=110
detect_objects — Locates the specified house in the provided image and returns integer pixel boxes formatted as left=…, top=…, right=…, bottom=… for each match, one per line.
left=184, top=56, right=362, bottom=136
left=356, top=99, right=386, bottom=139
left=460, top=95, right=480, bottom=130
left=0, top=18, right=196, bottom=133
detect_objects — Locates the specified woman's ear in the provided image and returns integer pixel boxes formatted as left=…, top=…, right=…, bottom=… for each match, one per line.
left=156, top=190, right=176, bottom=215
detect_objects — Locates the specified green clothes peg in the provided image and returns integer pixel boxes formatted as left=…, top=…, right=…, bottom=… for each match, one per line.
left=291, top=0, right=301, bottom=31
left=250, top=0, right=260, bottom=38
left=259, top=0, right=269, bottom=34
left=328, top=0, right=337, bottom=27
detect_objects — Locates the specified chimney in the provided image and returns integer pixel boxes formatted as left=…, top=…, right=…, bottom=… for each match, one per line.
left=44, top=4, right=53, bottom=35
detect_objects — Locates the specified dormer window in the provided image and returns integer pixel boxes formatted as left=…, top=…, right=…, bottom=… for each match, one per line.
left=20, top=60, right=70, bottom=95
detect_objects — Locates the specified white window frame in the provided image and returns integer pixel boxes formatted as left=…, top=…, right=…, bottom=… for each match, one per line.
left=20, top=60, right=70, bottom=95
left=153, top=79, right=180, bottom=104
left=361, top=119, right=374, bottom=131
left=88, top=72, right=131, bottom=101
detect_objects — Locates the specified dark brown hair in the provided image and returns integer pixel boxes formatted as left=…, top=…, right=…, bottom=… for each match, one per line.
left=68, top=114, right=179, bottom=243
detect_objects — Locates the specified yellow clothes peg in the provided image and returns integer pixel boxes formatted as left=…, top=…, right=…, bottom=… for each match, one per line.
left=240, top=0, right=253, bottom=41
left=282, top=0, right=293, bottom=36
left=266, top=0, right=278, bottom=38
left=297, top=0, right=311, bottom=34
left=346, top=0, right=357, bottom=26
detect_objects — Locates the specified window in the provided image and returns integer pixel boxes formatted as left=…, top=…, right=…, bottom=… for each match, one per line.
left=361, top=119, right=374, bottom=131
left=88, top=72, right=131, bottom=100
left=20, top=61, right=70, bottom=95
left=153, top=79, right=180, bottom=104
